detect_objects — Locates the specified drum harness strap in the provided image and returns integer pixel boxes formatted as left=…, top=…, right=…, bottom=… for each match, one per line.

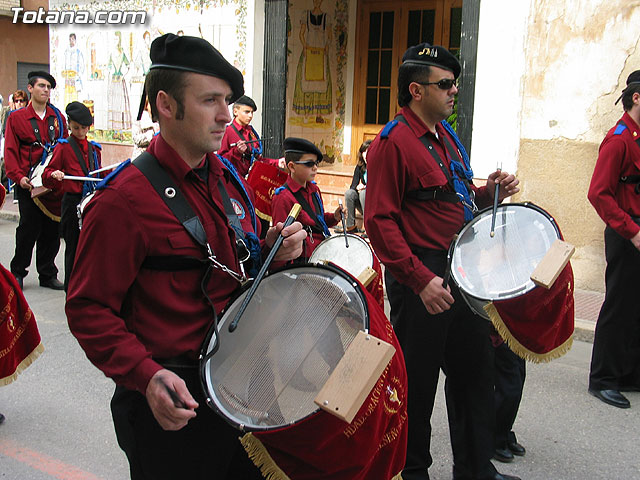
left=615, top=120, right=640, bottom=194
left=133, top=152, right=259, bottom=282
left=284, top=183, right=331, bottom=240
left=231, top=122, right=262, bottom=166
left=25, top=105, right=64, bottom=172
left=395, top=115, right=478, bottom=221
left=65, top=136, right=100, bottom=196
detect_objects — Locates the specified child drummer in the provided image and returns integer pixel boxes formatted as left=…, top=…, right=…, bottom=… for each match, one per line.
left=43, top=101, right=102, bottom=291
left=271, top=137, right=345, bottom=261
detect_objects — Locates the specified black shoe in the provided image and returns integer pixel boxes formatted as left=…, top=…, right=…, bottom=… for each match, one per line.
left=588, top=388, right=630, bottom=408
left=492, top=474, right=522, bottom=480
left=0, top=413, right=5, bottom=424
left=13, top=274, right=23, bottom=290
left=39, top=278, right=64, bottom=290
left=508, top=441, right=526, bottom=456
left=493, top=446, right=514, bottom=463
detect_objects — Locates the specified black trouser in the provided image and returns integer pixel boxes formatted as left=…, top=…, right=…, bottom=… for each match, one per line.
left=589, top=225, right=640, bottom=390
left=60, top=193, right=82, bottom=291
left=10, top=186, right=60, bottom=281
left=386, top=248, right=496, bottom=480
left=494, top=342, right=525, bottom=449
left=111, top=364, right=262, bottom=480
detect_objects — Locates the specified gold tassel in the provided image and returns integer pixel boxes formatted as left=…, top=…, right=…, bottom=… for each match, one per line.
left=0, top=342, right=44, bottom=386
left=32, top=198, right=61, bottom=222
left=240, top=433, right=291, bottom=480
left=240, top=432, right=406, bottom=480
left=484, top=303, right=573, bottom=363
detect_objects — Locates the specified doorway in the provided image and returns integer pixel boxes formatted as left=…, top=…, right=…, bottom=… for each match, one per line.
left=349, top=0, right=462, bottom=163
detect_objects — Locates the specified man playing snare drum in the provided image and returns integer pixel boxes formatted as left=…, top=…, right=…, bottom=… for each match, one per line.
left=365, top=43, right=520, bottom=480
left=65, top=34, right=306, bottom=479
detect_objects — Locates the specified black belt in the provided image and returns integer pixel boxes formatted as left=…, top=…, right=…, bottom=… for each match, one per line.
left=154, top=355, right=199, bottom=369
left=406, top=188, right=460, bottom=203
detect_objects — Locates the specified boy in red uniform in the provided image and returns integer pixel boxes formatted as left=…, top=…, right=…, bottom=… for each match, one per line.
left=4, top=71, right=67, bottom=290
left=271, top=137, right=343, bottom=261
left=217, top=95, right=285, bottom=177
left=43, top=101, right=102, bottom=291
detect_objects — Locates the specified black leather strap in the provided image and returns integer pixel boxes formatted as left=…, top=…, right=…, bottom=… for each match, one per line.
left=133, top=152, right=209, bottom=249
left=284, top=184, right=325, bottom=234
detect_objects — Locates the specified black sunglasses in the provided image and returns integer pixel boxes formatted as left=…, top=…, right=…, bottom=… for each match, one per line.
left=293, top=160, right=320, bottom=168
left=417, top=78, right=458, bottom=90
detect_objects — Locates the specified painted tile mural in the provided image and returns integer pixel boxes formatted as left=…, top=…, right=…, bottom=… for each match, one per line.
left=286, top=0, right=349, bottom=164
left=49, top=0, right=249, bottom=145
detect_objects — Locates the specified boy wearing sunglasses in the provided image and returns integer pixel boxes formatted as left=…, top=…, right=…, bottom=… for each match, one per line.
left=271, top=137, right=344, bottom=260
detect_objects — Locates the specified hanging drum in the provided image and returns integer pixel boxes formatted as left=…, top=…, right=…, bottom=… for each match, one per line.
left=450, top=202, right=574, bottom=362
left=199, top=263, right=408, bottom=479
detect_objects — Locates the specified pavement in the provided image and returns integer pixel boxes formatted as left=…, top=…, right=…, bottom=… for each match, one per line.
left=4, top=198, right=635, bottom=480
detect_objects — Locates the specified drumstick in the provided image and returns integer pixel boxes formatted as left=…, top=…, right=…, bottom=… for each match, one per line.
left=163, top=381, right=187, bottom=409
left=490, top=164, right=502, bottom=238
left=88, top=161, right=124, bottom=176
left=62, top=175, right=102, bottom=182
left=338, top=198, right=349, bottom=248
left=229, top=137, right=273, bottom=147
left=228, top=203, right=302, bottom=332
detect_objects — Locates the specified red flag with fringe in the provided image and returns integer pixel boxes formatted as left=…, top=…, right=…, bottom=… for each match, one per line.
left=0, top=262, right=44, bottom=386
left=240, top=287, right=407, bottom=480
left=247, top=161, right=288, bottom=222
left=485, top=262, right=575, bottom=363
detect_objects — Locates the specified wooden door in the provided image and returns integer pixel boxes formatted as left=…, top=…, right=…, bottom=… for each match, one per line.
left=349, top=0, right=462, bottom=163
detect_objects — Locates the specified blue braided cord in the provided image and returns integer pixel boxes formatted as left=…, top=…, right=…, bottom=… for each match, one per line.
left=440, top=120, right=475, bottom=221
left=96, top=158, right=131, bottom=190
left=216, top=154, right=257, bottom=234
left=312, top=191, right=331, bottom=237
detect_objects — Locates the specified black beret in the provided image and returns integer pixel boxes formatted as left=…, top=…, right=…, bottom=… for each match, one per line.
left=283, top=137, right=323, bottom=163
left=28, top=70, right=56, bottom=89
left=149, top=33, right=244, bottom=102
left=65, top=101, right=93, bottom=126
left=234, top=95, right=257, bottom=111
left=401, top=43, right=461, bottom=79
left=626, top=70, right=640, bottom=87
left=615, top=70, right=640, bottom=105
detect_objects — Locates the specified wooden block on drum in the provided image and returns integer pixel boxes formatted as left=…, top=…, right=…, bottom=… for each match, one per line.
left=314, top=330, right=395, bottom=424
left=530, top=239, right=575, bottom=289
left=356, top=266, right=377, bottom=288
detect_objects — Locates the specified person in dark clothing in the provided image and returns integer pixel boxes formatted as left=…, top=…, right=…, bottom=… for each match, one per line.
left=335, top=139, right=371, bottom=235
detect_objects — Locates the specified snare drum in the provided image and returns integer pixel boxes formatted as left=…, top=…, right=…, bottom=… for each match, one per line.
left=77, top=192, right=96, bottom=230
left=310, top=234, right=385, bottom=308
left=29, top=150, right=54, bottom=199
left=199, top=263, right=407, bottom=479
left=200, top=263, right=369, bottom=431
left=450, top=202, right=560, bottom=319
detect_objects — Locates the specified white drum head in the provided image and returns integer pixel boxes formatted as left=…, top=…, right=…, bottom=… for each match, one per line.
left=451, top=204, right=559, bottom=302
left=309, top=234, right=373, bottom=279
left=200, top=264, right=369, bottom=431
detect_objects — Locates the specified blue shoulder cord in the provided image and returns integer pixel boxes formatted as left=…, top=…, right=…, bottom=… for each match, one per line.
left=312, top=189, right=331, bottom=237
left=440, top=120, right=475, bottom=221
left=249, top=126, right=263, bottom=166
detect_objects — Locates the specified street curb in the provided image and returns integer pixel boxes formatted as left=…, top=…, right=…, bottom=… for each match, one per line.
left=574, top=319, right=595, bottom=344
left=0, top=211, right=19, bottom=222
